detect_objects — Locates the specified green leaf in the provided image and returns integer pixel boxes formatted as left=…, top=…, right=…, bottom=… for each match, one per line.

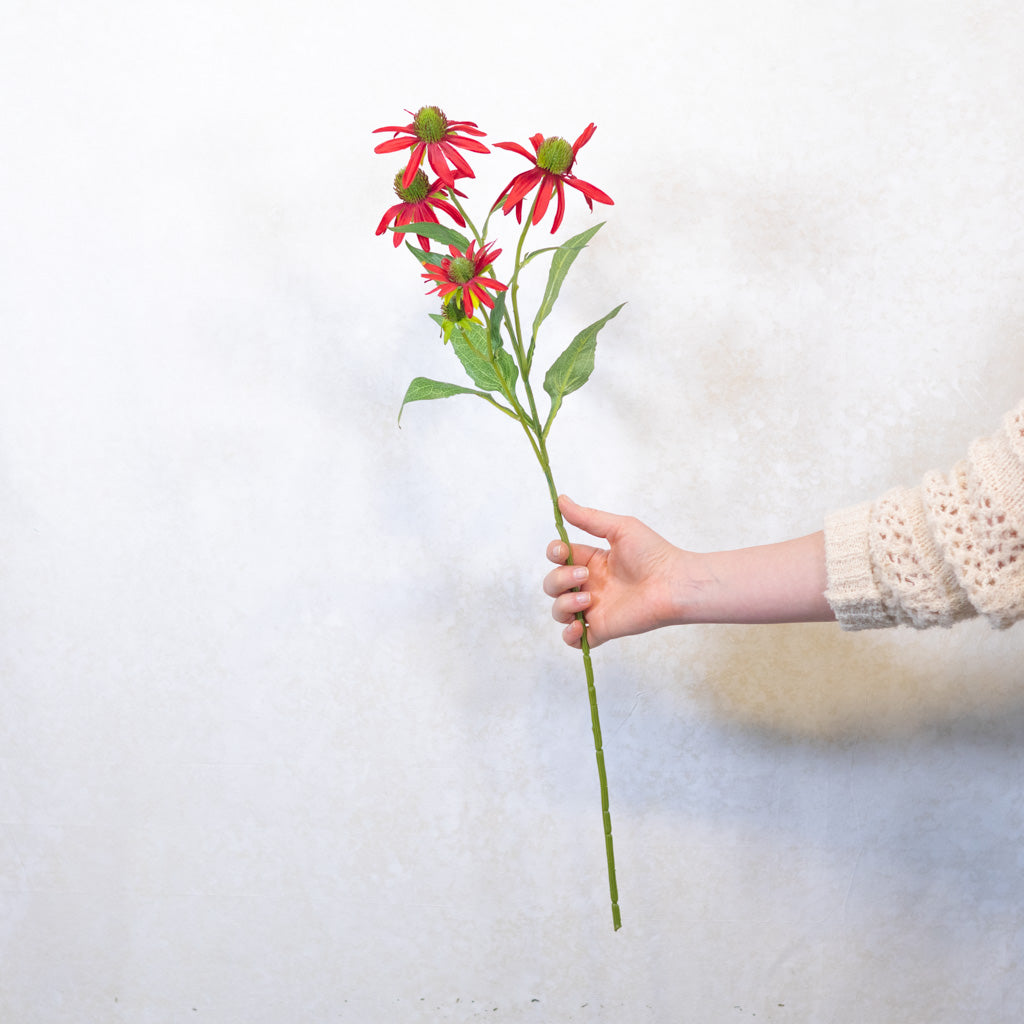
left=489, top=290, right=508, bottom=350
left=542, top=303, right=625, bottom=432
left=531, top=222, right=605, bottom=340
left=450, top=321, right=517, bottom=393
left=391, top=221, right=471, bottom=252
left=487, top=292, right=516, bottom=382
left=405, top=239, right=445, bottom=267
left=398, top=377, right=491, bottom=424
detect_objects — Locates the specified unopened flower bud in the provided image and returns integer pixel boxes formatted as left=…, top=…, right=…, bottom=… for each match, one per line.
left=441, top=297, right=467, bottom=322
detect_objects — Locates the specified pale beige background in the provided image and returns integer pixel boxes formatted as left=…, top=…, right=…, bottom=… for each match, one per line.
left=2, top=1, right=1023, bottom=1021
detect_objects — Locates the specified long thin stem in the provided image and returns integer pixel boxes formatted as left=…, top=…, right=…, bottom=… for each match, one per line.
left=448, top=193, right=482, bottom=245
left=450, top=185, right=621, bottom=929
left=533, top=436, right=621, bottom=931
left=506, top=201, right=553, bottom=445
left=489, top=198, right=620, bottom=931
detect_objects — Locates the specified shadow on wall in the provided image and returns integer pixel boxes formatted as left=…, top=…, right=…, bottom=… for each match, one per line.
left=684, top=617, right=1024, bottom=743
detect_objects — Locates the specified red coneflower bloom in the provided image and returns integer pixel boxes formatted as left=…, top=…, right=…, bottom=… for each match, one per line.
left=421, top=240, right=508, bottom=318
left=376, top=169, right=467, bottom=251
left=493, top=123, right=613, bottom=234
left=374, top=106, right=489, bottom=191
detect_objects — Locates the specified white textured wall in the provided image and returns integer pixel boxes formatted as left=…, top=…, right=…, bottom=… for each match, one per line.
left=3, top=2, right=1024, bottom=1021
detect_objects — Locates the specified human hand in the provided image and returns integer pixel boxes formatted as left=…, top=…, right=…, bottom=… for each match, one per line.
left=542, top=495, right=686, bottom=648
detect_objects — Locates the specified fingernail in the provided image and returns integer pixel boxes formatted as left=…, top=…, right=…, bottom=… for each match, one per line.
left=572, top=566, right=588, bottom=581
left=576, top=592, right=591, bottom=606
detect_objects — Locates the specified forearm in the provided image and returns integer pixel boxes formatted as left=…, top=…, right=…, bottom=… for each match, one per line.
left=664, top=531, right=835, bottom=626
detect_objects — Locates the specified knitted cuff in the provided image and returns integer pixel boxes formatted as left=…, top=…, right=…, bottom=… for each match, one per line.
left=823, top=501, right=894, bottom=630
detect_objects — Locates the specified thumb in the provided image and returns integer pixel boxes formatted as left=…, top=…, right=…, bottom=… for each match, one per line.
left=558, top=495, right=623, bottom=541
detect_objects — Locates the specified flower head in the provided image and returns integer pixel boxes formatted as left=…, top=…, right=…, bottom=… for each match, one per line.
left=421, top=239, right=508, bottom=318
left=493, top=123, right=613, bottom=233
left=376, top=169, right=467, bottom=251
left=374, top=106, right=489, bottom=190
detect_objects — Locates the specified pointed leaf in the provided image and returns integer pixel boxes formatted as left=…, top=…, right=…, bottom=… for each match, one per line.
left=542, top=303, right=625, bottom=431
left=450, top=322, right=500, bottom=391
left=448, top=321, right=519, bottom=395
left=485, top=292, right=518, bottom=388
left=531, top=222, right=605, bottom=340
left=398, top=377, right=491, bottom=424
left=405, top=239, right=446, bottom=267
left=391, top=221, right=471, bottom=252
left=489, top=290, right=508, bottom=350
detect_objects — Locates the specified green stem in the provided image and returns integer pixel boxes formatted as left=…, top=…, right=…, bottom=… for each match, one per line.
left=506, top=200, right=549, bottom=441
left=448, top=193, right=483, bottom=245
left=467, top=191, right=621, bottom=929
left=534, top=435, right=621, bottom=931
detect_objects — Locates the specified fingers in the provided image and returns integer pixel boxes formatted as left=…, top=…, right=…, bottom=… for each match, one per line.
left=543, top=562, right=589, bottom=598
left=544, top=496, right=619, bottom=650
left=546, top=539, right=569, bottom=565
left=546, top=538, right=601, bottom=566
left=551, top=588, right=591, bottom=624
left=557, top=494, right=622, bottom=540
left=561, top=618, right=585, bottom=648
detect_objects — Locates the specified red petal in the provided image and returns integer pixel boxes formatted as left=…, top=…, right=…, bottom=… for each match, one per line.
left=566, top=177, right=614, bottom=206
left=376, top=203, right=402, bottom=236
left=429, top=197, right=466, bottom=226
left=446, top=120, right=487, bottom=136
left=415, top=208, right=441, bottom=251
left=374, top=137, right=416, bottom=154
left=550, top=182, right=566, bottom=233
left=372, top=123, right=414, bottom=135
left=500, top=169, right=544, bottom=212
left=479, top=244, right=501, bottom=267
left=531, top=176, right=556, bottom=225
left=426, top=147, right=458, bottom=188
left=401, top=145, right=426, bottom=189
left=493, top=141, right=537, bottom=163
left=469, top=283, right=495, bottom=311
left=447, top=134, right=490, bottom=154
left=438, top=141, right=476, bottom=179
left=571, top=123, right=597, bottom=156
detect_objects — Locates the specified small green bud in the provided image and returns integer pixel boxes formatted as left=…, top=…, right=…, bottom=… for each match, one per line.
left=441, top=297, right=467, bottom=322
left=536, top=136, right=573, bottom=175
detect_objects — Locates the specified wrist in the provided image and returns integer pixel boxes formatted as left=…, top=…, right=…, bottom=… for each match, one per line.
left=659, top=549, right=722, bottom=626
left=660, top=534, right=834, bottom=626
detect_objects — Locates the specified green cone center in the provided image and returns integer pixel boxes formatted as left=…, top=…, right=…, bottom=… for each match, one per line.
left=449, top=256, right=475, bottom=284
left=394, top=169, right=430, bottom=202
left=536, top=136, right=573, bottom=175
left=414, top=105, right=448, bottom=143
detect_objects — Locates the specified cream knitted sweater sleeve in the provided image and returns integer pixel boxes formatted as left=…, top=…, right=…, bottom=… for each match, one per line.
left=823, top=400, right=1024, bottom=630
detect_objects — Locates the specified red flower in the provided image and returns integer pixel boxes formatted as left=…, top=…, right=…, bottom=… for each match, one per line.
left=421, top=240, right=508, bottom=317
left=374, top=105, right=489, bottom=191
left=376, top=169, right=467, bottom=251
left=493, top=124, right=613, bottom=233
